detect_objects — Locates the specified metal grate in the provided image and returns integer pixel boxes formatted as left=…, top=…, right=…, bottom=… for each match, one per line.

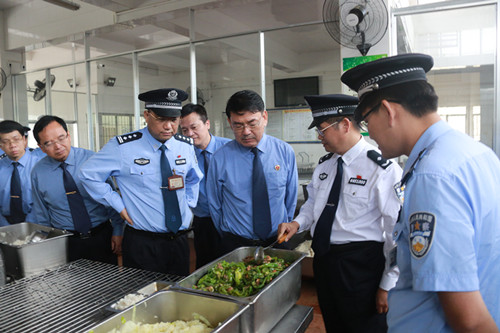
left=0, top=259, right=183, bottom=333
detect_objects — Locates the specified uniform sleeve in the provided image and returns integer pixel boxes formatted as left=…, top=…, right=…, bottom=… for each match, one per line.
left=78, top=139, right=125, bottom=214
left=206, top=152, right=223, bottom=233
left=408, top=173, right=479, bottom=292
left=184, top=146, right=203, bottom=208
left=376, top=164, right=402, bottom=291
left=284, top=146, right=298, bottom=221
left=30, top=168, right=51, bottom=227
left=105, top=177, right=125, bottom=236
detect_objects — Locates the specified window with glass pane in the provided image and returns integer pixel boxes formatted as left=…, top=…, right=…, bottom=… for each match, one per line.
left=396, top=4, right=496, bottom=148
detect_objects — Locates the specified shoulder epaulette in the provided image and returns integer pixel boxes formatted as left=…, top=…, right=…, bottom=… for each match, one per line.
left=28, top=148, right=34, bottom=152
left=0, top=153, right=6, bottom=160
left=318, top=153, right=334, bottom=164
left=367, top=150, right=392, bottom=169
left=174, top=133, right=193, bottom=145
left=116, top=132, right=142, bottom=145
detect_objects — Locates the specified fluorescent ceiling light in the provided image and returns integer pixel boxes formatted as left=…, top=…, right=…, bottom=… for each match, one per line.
left=43, top=0, right=80, bottom=11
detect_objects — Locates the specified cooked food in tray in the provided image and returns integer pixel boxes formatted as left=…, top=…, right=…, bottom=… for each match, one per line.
left=192, top=255, right=290, bottom=297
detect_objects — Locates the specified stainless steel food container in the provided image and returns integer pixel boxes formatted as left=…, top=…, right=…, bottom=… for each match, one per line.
left=106, top=280, right=172, bottom=312
left=0, top=222, right=72, bottom=279
left=178, top=247, right=306, bottom=333
left=88, top=289, right=250, bottom=333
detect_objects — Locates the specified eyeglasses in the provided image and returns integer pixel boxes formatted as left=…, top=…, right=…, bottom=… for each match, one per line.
left=315, top=120, right=339, bottom=137
left=231, top=118, right=262, bottom=132
left=0, top=136, right=24, bottom=147
left=43, top=133, right=69, bottom=149
left=358, top=100, right=401, bottom=132
left=149, top=111, right=178, bottom=124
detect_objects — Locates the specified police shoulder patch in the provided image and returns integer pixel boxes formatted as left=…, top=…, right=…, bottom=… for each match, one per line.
left=409, top=212, right=436, bottom=259
left=367, top=150, right=392, bottom=169
left=174, top=133, right=193, bottom=145
left=116, top=132, right=142, bottom=145
left=318, top=153, right=333, bottom=164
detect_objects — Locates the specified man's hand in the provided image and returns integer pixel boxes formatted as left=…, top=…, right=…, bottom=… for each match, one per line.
left=111, top=235, right=123, bottom=255
left=120, top=208, right=133, bottom=226
left=277, top=221, right=300, bottom=242
left=375, top=288, right=389, bottom=314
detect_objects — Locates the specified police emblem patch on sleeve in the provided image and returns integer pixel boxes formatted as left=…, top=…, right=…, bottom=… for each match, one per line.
left=409, top=212, right=436, bottom=259
left=116, top=132, right=142, bottom=145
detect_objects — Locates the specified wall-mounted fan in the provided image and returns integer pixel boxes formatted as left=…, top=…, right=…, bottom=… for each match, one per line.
left=0, top=68, right=7, bottom=98
left=33, top=75, right=56, bottom=101
left=323, top=0, right=388, bottom=56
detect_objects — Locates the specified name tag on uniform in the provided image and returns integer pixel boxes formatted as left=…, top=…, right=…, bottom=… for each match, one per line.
left=175, top=158, right=186, bottom=165
left=168, top=174, right=184, bottom=190
left=348, top=177, right=367, bottom=186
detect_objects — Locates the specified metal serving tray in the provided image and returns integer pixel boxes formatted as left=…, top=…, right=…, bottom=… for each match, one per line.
left=106, top=280, right=172, bottom=312
left=178, top=246, right=306, bottom=333
left=0, top=222, right=72, bottom=279
left=88, top=289, right=250, bottom=333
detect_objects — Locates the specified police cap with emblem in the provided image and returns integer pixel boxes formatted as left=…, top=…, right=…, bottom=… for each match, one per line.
left=138, top=88, right=188, bottom=117
left=341, top=53, right=433, bottom=102
left=305, top=94, right=359, bottom=129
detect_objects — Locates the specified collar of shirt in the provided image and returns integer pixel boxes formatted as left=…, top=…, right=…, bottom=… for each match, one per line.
left=142, top=127, right=174, bottom=152
left=1, top=149, right=29, bottom=168
left=195, top=133, right=215, bottom=155
left=336, top=136, right=366, bottom=168
left=47, top=146, right=76, bottom=171
left=404, top=120, right=452, bottom=174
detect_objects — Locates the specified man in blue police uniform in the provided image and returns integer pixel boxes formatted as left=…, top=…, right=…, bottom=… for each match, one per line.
left=180, top=103, right=230, bottom=268
left=206, top=89, right=298, bottom=254
left=0, top=121, right=45, bottom=225
left=31, top=116, right=124, bottom=264
left=80, top=88, right=203, bottom=276
left=341, top=53, right=500, bottom=332
left=278, top=94, right=402, bottom=333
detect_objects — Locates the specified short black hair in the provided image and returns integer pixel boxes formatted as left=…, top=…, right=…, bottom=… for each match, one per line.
left=181, top=103, right=208, bottom=123
left=356, top=80, right=438, bottom=123
left=0, top=120, right=26, bottom=137
left=33, top=115, right=68, bottom=144
left=225, top=90, right=265, bottom=118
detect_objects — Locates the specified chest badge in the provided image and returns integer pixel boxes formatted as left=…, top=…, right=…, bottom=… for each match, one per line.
left=409, top=212, right=436, bottom=259
left=275, top=165, right=280, bottom=171
left=319, top=173, right=328, bottom=180
left=134, top=158, right=150, bottom=165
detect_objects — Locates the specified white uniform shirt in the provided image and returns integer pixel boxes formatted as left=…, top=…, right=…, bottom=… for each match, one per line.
left=295, top=138, right=402, bottom=290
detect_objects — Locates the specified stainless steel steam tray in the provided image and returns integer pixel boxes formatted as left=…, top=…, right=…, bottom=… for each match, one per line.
left=0, top=259, right=182, bottom=333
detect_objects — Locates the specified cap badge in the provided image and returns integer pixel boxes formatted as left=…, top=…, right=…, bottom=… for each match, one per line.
left=167, top=90, right=178, bottom=101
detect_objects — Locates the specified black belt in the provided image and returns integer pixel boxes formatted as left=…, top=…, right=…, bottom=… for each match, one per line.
left=66, top=221, right=110, bottom=239
left=126, top=226, right=193, bottom=240
left=329, top=241, right=383, bottom=254
left=222, top=231, right=277, bottom=247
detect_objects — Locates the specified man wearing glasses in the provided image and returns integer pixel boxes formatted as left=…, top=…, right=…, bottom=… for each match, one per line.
left=278, top=94, right=402, bottom=333
left=80, top=89, right=202, bottom=276
left=341, top=53, right=500, bottom=332
left=31, top=116, right=123, bottom=264
left=0, top=121, right=44, bottom=225
left=206, top=89, right=298, bottom=255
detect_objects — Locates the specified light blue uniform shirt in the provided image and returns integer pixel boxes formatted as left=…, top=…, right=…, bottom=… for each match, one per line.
left=192, top=134, right=230, bottom=218
left=31, top=147, right=124, bottom=236
left=388, top=120, right=500, bottom=331
left=207, top=134, right=298, bottom=239
left=0, top=149, right=45, bottom=226
left=79, top=127, right=203, bottom=233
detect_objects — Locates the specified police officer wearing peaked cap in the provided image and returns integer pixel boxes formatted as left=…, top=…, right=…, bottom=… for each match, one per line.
left=80, top=88, right=203, bottom=276
left=341, top=54, right=500, bottom=331
left=278, top=94, right=402, bottom=333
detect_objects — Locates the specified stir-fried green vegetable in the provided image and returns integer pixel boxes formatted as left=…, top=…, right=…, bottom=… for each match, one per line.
left=193, top=255, right=290, bottom=297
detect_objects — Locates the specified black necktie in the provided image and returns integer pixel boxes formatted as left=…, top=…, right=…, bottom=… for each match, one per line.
left=159, top=145, right=182, bottom=233
left=60, top=162, right=92, bottom=234
left=9, top=162, right=25, bottom=223
left=252, top=147, right=272, bottom=240
left=312, top=157, right=343, bottom=256
left=201, top=150, right=209, bottom=179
